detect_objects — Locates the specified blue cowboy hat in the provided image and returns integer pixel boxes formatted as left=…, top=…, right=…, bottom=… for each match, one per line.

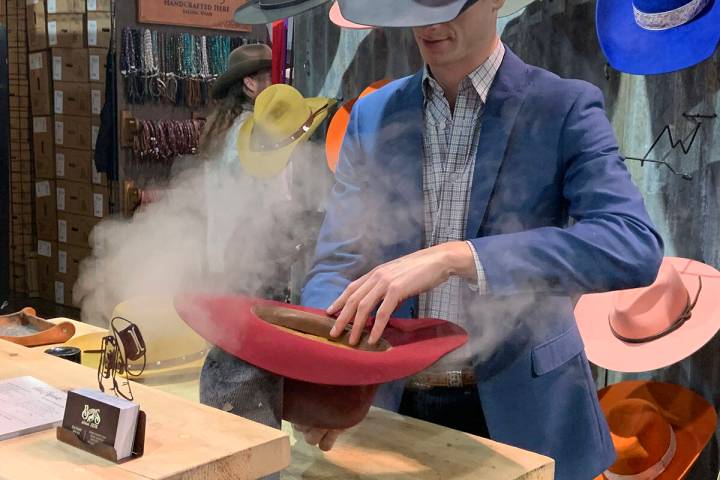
left=337, top=0, right=480, bottom=27
left=597, top=0, right=720, bottom=75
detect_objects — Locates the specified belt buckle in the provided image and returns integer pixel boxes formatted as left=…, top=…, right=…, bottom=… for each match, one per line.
left=447, top=370, right=463, bottom=388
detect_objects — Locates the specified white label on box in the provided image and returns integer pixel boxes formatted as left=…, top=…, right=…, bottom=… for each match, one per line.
left=53, top=56, right=63, bottom=81
left=33, top=117, right=47, bottom=133
left=88, top=20, right=98, bottom=46
left=47, top=0, right=56, bottom=13
left=58, top=220, right=68, bottom=243
left=29, top=53, right=43, bottom=70
left=55, top=281, right=65, bottom=304
left=92, top=90, right=102, bottom=114
left=92, top=162, right=101, bottom=184
left=55, top=121, right=64, bottom=145
left=54, top=90, right=64, bottom=114
left=38, top=240, right=52, bottom=258
left=90, top=55, right=100, bottom=81
left=35, top=181, right=50, bottom=197
left=57, top=187, right=66, bottom=211
left=48, top=21, right=58, bottom=46
left=92, top=126, right=99, bottom=149
left=87, top=0, right=97, bottom=10
left=58, top=250, right=67, bottom=274
left=56, top=153, right=65, bottom=177
left=93, top=193, right=104, bottom=218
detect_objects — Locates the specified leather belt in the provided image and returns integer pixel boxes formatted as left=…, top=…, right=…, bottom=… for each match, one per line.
left=406, top=369, right=476, bottom=389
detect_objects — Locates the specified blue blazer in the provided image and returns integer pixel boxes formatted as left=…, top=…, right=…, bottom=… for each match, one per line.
left=301, top=48, right=663, bottom=480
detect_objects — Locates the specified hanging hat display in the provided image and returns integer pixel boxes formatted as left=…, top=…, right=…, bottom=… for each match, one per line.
left=595, top=380, right=716, bottom=480
left=235, top=0, right=332, bottom=25
left=325, top=79, right=391, bottom=172
left=174, top=293, right=468, bottom=429
left=575, top=257, right=720, bottom=373
left=596, top=0, right=720, bottom=74
left=328, top=1, right=372, bottom=29
left=237, top=84, right=334, bottom=178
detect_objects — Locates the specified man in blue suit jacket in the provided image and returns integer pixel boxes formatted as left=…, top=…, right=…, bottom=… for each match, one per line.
left=299, top=0, right=663, bottom=478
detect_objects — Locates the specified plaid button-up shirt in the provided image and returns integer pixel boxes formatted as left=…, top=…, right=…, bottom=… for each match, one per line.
left=419, top=41, right=505, bottom=369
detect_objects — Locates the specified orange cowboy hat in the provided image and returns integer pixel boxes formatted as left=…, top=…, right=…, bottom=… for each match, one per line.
left=596, top=380, right=716, bottom=480
left=325, top=79, right=390, bottom=172
left=575, top=257, right=720, bottom=372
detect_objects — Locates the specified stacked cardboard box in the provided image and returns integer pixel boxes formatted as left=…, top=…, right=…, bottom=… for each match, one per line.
left=8, top=1, right=34, bottom=294
left=26, top=0, right=111, bottom=305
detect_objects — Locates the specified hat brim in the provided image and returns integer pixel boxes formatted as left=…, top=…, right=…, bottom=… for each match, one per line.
left=211, top=58, right=272, bottom=100
left=575, top=257, right=720, bottom=373
left=337, top=0, right=466, bottom=27
left=237, top=97, right=333, bottom=178
left=596, top=381, right=717, bottom=480
left=596, top=0, right=720, bottom=75
left=234, top=0, right=331, bottom=24
left=498, top=0, right=534, bottom=17
left=329, top=1, right=372, bottom=29
left=173, top=293, right=468, bottom=386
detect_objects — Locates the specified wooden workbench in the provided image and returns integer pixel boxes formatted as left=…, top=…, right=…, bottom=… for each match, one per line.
left=0, top=338, right=290, bottom=480
left=21, top=318, right=556, bottom=479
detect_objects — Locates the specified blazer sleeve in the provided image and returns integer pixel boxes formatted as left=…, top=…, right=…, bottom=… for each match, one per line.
left=300, top=104, right=378, bottom=309
left=470, top=84, right=664, bottom=297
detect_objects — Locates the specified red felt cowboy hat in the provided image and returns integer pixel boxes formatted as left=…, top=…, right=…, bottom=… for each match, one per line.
left=325, top=79, right=390, bottom=172
left=174, top=293, right=467, bottom=428
left=595, top=380, right=716, bottom=480
left=575, top=257, right=720, bottom=373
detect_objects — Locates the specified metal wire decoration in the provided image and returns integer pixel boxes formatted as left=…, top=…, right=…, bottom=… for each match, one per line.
left=96, top=317, right=147, bottom=401
left=622, top=112, right=717, bottom=181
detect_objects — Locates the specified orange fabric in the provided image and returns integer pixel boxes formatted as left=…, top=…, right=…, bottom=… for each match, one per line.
left=325, top=79, right=391, bottom=172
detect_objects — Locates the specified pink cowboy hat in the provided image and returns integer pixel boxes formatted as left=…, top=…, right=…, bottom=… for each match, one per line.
left=329, top=1, right=371, bottom=29
left=575, top=257, right=720, bottom=373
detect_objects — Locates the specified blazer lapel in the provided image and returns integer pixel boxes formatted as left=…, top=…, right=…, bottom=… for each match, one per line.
left=465, top=48, right=531, bottom=239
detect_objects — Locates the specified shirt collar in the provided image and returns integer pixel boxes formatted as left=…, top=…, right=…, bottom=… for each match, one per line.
left=422, top=41, right=505, bottom=104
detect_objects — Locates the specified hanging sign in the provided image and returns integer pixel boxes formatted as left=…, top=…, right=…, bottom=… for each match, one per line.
left=137, top=0, right=252, bottom=32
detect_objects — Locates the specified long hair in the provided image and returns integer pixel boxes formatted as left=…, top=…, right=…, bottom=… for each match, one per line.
left=198, top=82, right=253, bottom=157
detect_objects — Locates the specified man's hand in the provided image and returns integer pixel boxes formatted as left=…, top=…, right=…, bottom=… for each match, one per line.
left=293, top=424, right=345, bottom=451
left=327, top=241, right=477, bottom=345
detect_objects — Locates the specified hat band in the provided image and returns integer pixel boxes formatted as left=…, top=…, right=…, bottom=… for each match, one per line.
left=609, top=276, right=702, bottom=344
left=633, top=0, right=710, bottom=31
left=251, top=103, right=329, bottom=152
left=603, top=426, right=676, bottom=480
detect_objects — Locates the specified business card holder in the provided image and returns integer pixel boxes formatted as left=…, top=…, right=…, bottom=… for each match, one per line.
left=55, top=410, right=146, bottom=463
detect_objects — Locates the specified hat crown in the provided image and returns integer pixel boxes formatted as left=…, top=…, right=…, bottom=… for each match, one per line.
left=228, top=43, right=272, bottom=70
left=606, top=399, right=675, bottom=476
left=252, top=84, right=313, bottom=141
left=609, top=262, right=690, bottom=340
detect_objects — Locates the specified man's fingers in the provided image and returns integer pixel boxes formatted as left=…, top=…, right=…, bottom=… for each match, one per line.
left=349, top=282, right=387, bottom=344
left=327, top=274, right=368, bottom=316
left=331, top=276, right=376, bottom=338
left=319, top=429, right=344, bottom=451
left=369, top=293, right=400, bottom=345
left=302, top=428, right=326, bottom=446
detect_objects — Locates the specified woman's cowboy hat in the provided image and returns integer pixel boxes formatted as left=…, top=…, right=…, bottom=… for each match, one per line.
left=235, top=0, right=331, bottom=24
left=325, top=79, right=390, bottom=172
left=329, top=1, right=371, bottom=28
left=64, top=297, right=209, bottom=380
left=596, top=0, right=720, bottom=74
left=237, top=84, right=334, bottom=178
left=174, top=293, right=468, bottom=429
left=211, top=43, right=272, bottom=100
left=595, top=381, right=716, bottom=480
left=575, top=257, right=720, bottom=373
